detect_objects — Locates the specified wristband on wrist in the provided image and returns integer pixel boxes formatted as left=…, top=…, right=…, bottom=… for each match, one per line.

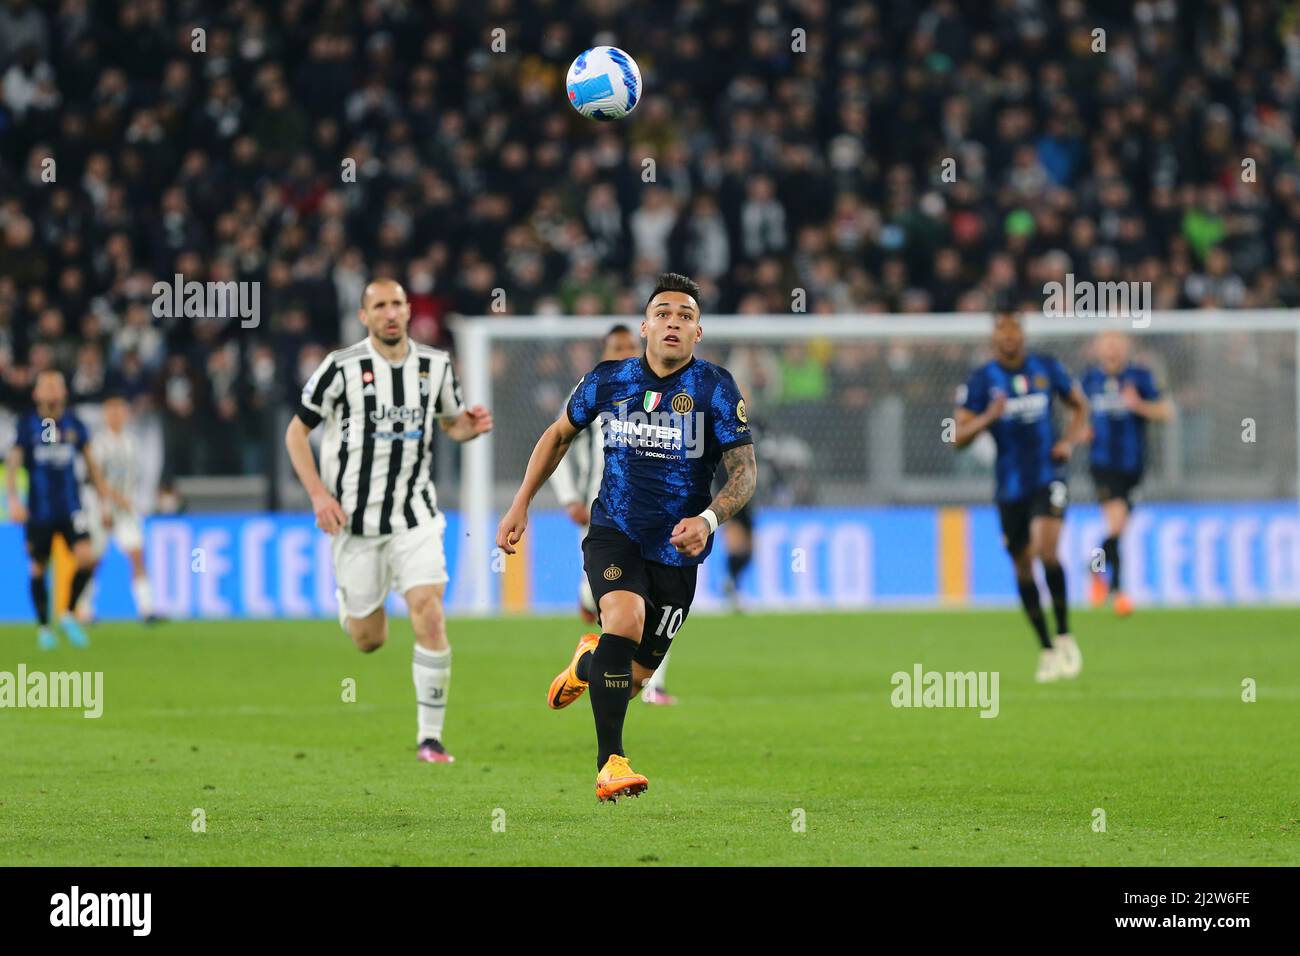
left=699, top=508, right=719, bottom=535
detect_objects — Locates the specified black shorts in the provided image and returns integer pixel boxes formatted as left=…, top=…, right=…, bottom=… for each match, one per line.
left=25, top=516, right=89, bottom=563
left=998, top=480, right=1069, bottom=555
left=1091, top=467, right=1142, bottom=508
left=582, top=523, right=698, bottom=671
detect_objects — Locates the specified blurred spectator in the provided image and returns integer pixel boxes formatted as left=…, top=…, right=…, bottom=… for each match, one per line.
left=0, top=0, right=1296, bottom=483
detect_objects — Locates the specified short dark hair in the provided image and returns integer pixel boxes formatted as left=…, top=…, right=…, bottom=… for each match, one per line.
left=362, top=277, right=405, bottom=307
left=645, top=273, right=702, bottom=313
left=604, top=323, right=633, bottom=342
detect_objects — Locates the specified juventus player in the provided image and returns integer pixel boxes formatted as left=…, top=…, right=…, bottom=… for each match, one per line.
left=285, top=279, right=492, bottom=764
left=80, top=394, right=158, bottom=623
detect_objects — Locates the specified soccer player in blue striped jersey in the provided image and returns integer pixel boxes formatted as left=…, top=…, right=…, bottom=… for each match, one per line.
left=4, top=370, right=111, bottom=649
left=954, top=312, right=1090, bottom=683
left=1081, top=331, right=1174, bottom=616
left=497, top=273, right=757, bottom=801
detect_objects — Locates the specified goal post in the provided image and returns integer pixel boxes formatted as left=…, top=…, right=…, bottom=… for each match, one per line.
left=451, top=310, right=1300, bottom=614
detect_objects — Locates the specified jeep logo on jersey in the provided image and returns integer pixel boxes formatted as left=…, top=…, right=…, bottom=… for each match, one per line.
left=643, top=391, right=662, bottom=412
left=369, top=405, right=424, bottom=424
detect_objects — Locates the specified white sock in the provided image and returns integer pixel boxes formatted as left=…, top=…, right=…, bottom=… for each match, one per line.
left=412, top=645, right=451, bottom=743
left=77, top=579, right=95, bottom=618
left=643, top=650, right=670, bottom=695
left=132, top=576, right=153, bottom=617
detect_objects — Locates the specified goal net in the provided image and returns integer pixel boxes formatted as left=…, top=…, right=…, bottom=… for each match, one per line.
left=448, top=311, right=1300, bottom=613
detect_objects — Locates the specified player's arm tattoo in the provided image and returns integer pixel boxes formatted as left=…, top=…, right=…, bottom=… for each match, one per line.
left=708, top=444, right=756, bottom=524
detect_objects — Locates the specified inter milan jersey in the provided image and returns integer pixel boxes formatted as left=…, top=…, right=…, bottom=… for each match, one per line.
left=15, top=410, right=88, bottom=523
left=566, top=354, right=752, bottom=566
left=1081, top=363, right=1159, bottom=474
left=959, top=353, right=1075, bottom=503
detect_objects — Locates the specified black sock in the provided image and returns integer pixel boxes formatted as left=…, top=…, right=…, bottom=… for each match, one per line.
left=1043, top=562, right=1069, bottom=635
left=1016, top=577, right=1052, bottom=649
left=587, top=633, right=637, bottom=769
left=726, top=551, right=751, bottom=585
left=68, top=568, right=92, bottom=611
left=1102, top=535, right=1121, bottom=591
left=576, top=649, right=592, bottom=683
left=30, top=576, right=49, bottom=626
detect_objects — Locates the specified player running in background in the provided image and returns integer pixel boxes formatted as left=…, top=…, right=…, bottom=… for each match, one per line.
left=550, top=325, right=638, bottom=624
left=285, top=278, right=493, bottom=764
left=5, top=370, right=111, bottom=649
left=954, top=312, right=1090, bottom=683
left=547, top=323, right=683, bottom=706
left=1081, top=330, right=1173, bottom=616
left=79, top=394, right=159, bottom=624
left=497, top=273, right=757, bottom=801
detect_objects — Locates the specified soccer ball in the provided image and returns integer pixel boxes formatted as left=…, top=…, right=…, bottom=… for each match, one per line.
left=565, top=47, right=642, bottom=121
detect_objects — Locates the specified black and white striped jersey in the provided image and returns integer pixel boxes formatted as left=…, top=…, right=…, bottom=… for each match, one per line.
left=297, top=337, right=465, bottom=536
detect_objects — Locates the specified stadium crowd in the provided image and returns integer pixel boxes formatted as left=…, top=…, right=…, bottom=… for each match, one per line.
left=1, top=0, right=1298, bottom=480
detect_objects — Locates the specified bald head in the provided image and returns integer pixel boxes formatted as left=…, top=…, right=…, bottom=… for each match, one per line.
left=1096, top=330, right=1130, bottom=372
left=360, top=279, right=410, bottom=347
left=33, top=369, right=68, bottom=414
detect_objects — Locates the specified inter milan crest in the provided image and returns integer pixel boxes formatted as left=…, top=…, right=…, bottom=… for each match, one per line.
left=643, top=391, right=662, bottom=412
left=671, top=393, right=694, bottom=414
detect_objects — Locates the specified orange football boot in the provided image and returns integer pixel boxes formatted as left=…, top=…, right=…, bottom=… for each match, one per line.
left=1113, top=592, right=1134, bottom=617
left=547, top=633, right=600, bottom=710
left=1089, top=573, right=1109, bottom=608
left=595, top=754, right=648, bottom=802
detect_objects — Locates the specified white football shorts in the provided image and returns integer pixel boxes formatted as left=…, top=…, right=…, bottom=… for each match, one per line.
left=331, top=513, right=449, bottom=619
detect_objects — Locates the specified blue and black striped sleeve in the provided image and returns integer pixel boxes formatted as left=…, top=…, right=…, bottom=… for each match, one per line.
left=566, top=371, right=598, bottom=430
left=711, top=369, right=753, bottom=452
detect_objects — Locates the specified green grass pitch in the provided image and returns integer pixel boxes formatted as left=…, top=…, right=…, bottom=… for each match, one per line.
left=1, top=608, right=1296, bottom=866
